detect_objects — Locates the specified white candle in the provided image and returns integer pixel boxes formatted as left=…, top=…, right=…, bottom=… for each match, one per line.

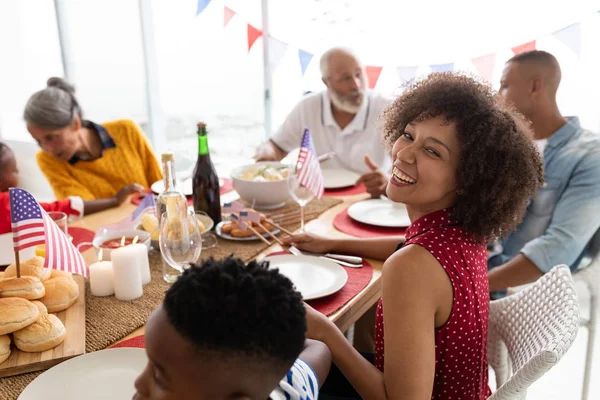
left=111, top=245, right=143, bottom=301
left=132, top=243, right=151, bottom=285
left=89, top=261, right=114, bottom=297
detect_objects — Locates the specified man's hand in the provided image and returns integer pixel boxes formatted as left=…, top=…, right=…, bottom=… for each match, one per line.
left=254, top=141, right=286, bottom=162
left=356, top=155, right=388, bottom=198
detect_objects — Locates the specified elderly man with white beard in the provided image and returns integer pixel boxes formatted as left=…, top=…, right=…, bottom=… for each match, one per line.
left=255, top=47, right=392, bottom=197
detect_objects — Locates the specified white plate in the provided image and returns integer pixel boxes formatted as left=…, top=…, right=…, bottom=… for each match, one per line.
left=263, top=254, right=348, bottom=300
left=19, top=348, right=147, bottom=400
left=152, top=178, right=225, bottom=196
left=215, top=221, right=280, bottom=241
left=347, top=199, right=411, bottom=228
left=322, top=168, right=361, bottom=189
left=151, top=178, right=193, bottom=196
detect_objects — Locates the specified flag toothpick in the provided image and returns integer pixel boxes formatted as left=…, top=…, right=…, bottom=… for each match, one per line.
left=14, top=250, right=20, bottom=278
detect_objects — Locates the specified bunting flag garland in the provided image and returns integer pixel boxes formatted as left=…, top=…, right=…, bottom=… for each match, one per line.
left=269, top=36, right=289, bottom=69
left=553, top=23, right=581, bottom=57
left=247, top=24, right=263, bottom=52
left=196, top=0, right=212, bottom=16
left=430, top=63, right=454, bottom=73
left=471, top=53, right=496, bottom=83
left=512, top=40, right=537, bottom=55
left=213, top=4, right=594, bottom=85
left=365, top=66, right=383, bottom=89
left=298, top=49, right=313, bottom=76
left=224, top=6, right=235, bottom=27
left=396, top=66, right=418, bottom=83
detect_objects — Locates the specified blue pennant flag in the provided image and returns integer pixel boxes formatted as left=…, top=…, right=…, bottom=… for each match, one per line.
left=298, top=49, right=313, bottom=76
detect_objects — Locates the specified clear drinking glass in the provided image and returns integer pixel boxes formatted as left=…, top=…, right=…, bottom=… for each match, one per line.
left=159, top=210, right=202, bottom=283
left=48, top=211, right=68, bottom=235
left=195, top=211, right=218, bottom=249
left=287, top=168, right=315, bottom=233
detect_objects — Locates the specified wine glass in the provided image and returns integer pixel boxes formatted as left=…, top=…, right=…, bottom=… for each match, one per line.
left=159, top=210, right=202, bottom=283
left=287, top=167, right=315, bottom=233
left=195, top=211, right=218, bottom=249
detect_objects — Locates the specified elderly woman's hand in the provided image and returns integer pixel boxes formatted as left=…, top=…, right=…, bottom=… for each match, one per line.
left=113, top=183, right=145, bottom=205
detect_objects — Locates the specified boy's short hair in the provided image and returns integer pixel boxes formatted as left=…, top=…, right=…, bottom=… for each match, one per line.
left=163, top=257, right=306, bottom=367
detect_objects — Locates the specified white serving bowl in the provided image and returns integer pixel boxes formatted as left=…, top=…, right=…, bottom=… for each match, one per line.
left=231, top=162, right=291, bottom=209
left=92, top=229, right=151, bottom=261
left=136, top=213, right=214, bottom=249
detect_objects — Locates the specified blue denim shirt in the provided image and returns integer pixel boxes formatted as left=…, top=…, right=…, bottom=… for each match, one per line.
left=489, top=117, right=600, bottom=273
left=68, top=121, right=116, bottom=165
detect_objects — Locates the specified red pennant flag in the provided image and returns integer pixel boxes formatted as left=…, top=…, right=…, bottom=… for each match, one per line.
left=512, top=40, right=536, bottom=55
left=471, top=53, right=496, bottom=83
left=224, top=6, right=235, bottom=27
left=365, top=66, right=383, bottom=89
left=247, top=24, right=262, bottom=52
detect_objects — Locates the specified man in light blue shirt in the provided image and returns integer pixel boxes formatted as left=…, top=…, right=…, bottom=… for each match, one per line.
left=488, top=50, right=600, bottom=293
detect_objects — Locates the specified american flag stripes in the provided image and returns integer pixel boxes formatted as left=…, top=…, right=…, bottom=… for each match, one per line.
left=296, top=129, right=324, bottom=199
left=101, top=194, right=156, bottom=232
left=9, top=188, right=88, bottom=278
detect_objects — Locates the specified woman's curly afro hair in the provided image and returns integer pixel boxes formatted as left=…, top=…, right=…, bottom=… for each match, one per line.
left=383, top=72, right=544, bottom=242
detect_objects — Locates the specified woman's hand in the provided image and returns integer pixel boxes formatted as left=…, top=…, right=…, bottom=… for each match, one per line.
left=281, top=232, right=336, bottom=254
left=304, top=303, right=337, bottom=343
left=113, top=183, right=145, bottom=205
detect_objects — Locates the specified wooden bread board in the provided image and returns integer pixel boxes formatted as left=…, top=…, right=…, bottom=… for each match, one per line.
left=0, top=275, right=86, bottom=377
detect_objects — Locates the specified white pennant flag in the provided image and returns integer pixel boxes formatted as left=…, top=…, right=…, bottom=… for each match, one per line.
left=268, top=36, right=288, bottom=70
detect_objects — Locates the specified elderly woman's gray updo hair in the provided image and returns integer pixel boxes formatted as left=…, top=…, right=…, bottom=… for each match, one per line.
left=23, top=77, right=83, bottom=130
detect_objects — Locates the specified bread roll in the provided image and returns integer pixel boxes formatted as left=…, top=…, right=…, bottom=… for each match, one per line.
left=14, top=314, right=67, bottom=352
left=49, top=269, right=74, bottom=281
left=0, top=334, right=10, bottom=364
left=30, top=300, right=48, bottom=317
left=0, top=297, right=40, bottom=335
left=40, top=277, right=79, bottom=313
left=0, top=276, right=45, bottom=300
left=4, top=256, right=51, bottom=281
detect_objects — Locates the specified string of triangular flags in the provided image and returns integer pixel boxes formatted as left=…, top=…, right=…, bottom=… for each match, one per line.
left=198, top=0, right=599, bottom=88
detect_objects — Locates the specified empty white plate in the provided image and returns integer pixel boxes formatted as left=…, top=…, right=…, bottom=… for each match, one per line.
left=347, top=199, right=412, bottom=228
left=322, top=168, right=361, bottom=189
left=19, top=348, right=147, bottom=400
left=264, top=254, right=348, bottom=300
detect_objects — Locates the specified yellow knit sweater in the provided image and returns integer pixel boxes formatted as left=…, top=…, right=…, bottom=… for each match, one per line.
left=37, top=119, right=162, bottom=200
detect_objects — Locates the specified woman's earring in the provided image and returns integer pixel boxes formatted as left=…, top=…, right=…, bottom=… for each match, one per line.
left=456, top=189, right=464, bottom=195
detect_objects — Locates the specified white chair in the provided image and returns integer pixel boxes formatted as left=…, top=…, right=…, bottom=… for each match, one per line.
left=5, top=140, right=54, bottom=201
left=575, top=229, right=600, bottom=400
left=488, top=264, right=580, bottom=400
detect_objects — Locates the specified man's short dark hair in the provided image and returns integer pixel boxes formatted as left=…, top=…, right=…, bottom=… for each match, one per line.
left=163, top=256, right=306, bottom=366
left=508, top=50, right=559, bottom=65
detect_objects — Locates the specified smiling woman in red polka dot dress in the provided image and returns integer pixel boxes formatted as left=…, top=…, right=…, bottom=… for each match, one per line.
left=283, top=73, right=544, bottom=399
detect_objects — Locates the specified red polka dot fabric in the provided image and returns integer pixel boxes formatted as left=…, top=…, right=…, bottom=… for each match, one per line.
left=374, top=209, right=491, bottom=399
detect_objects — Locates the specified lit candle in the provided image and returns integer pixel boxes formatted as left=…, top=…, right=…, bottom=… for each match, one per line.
left=131, top=236, right=151, bottom=285
left=88, top=250, right=114, bottom=297
left=110, top=238, right=143, bottom=301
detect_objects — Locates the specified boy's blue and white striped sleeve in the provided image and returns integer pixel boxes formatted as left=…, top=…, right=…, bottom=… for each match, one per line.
left=270, top=358, right=319, bottom=400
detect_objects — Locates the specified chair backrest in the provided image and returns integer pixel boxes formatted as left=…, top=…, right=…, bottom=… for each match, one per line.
left=5, top=140, right=54, bottom=201
left=488, top=265, right=580, bottom=400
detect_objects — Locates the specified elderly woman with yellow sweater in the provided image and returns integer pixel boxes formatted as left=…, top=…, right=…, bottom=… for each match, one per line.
left=23, top=77, right=162, bottom=200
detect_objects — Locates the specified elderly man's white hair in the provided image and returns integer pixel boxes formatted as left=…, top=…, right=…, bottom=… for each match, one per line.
left=319, top=47, right=362, bottom=79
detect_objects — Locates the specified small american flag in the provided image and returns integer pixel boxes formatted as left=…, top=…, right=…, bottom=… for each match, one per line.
left=9, top=188, right=88, bottom=278
left=101, top=194, right=156, bottom=231
left=240, top=210, right=261, bottom=223
left=223, top=202, right=245, bottom=213
left=230, top=213, right=248, bottom=230
left=296, top=129, right=324, bottom=199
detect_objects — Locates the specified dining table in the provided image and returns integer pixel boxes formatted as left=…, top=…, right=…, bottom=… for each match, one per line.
left=71, top=190, right=386, bottom=346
